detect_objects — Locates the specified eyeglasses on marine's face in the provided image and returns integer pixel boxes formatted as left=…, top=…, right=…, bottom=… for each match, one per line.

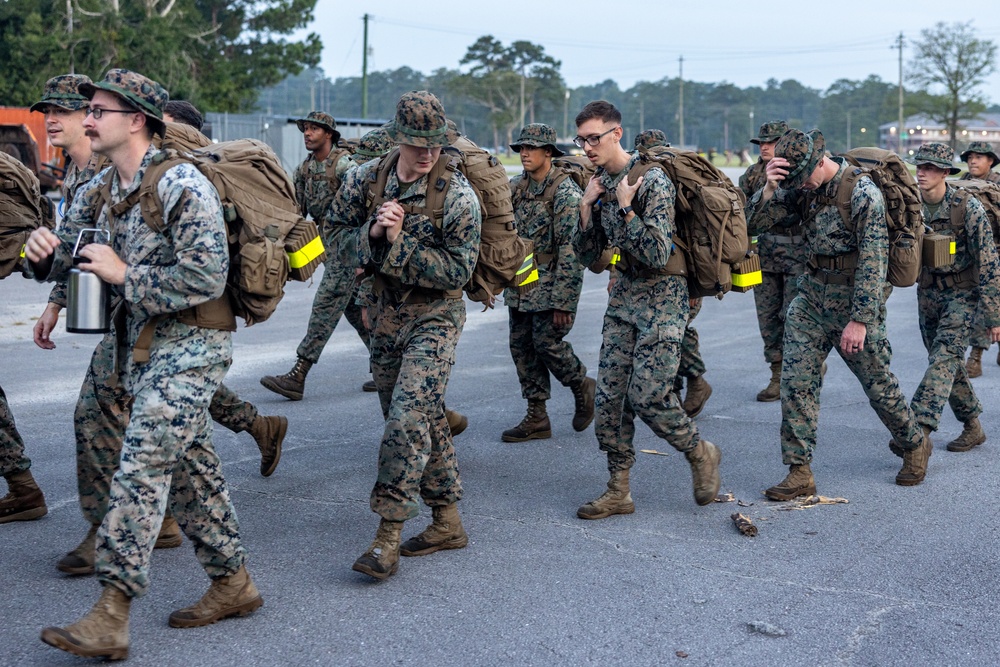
left=85, top=107, right=137, bottom=120
left=573, top=127, right=618, bottom=148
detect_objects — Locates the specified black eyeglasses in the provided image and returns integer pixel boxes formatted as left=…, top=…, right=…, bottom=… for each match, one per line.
left=86, top=107, right=137, bottom=120
left=573, top=127, right=618, bottom=148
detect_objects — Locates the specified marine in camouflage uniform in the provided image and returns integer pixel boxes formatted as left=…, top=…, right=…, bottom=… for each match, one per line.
left=501, top=123, right=594, bottom=442
left=959, top=141, right=1000, bottom=376
left=328, top=91, right=481, bottom=581
left=739, top=120, right=811, bottom=402
left=572, top=101, right=721, bottom=520
left=28, top=71, right=261, bottom=661
left=903, top=143, right=1000, bottom=454
left=747, top=128, right=930, bottom=500
left=260, top=111, right=369, bottom=399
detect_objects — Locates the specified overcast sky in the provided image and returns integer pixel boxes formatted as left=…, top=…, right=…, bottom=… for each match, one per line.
left=306, top=1, right=1000, bottom=99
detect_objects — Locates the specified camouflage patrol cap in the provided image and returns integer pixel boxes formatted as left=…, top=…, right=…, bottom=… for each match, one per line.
left=909, top=142, right=960, bottom=174
left=510, top=123, right=564, bottom=156
left=79, top=69, right=168, bottom=138
left=960, top=141, right=999, bottom=167
left=388, top=91, right=451, bottom=148
left=750, top=120, right=789, bottom=145
left=353, top=126, right=394, bottom=160
left=295, top=111, right=341, bottom=143
left=634, top=129, right=668, bottom=150
left=30, top=74, right=92, bottom=113
left=774, top=128, right=826, bottom=190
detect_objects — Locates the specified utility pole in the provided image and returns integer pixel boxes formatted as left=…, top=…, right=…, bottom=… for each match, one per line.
left=893, top=32, right=904, bottom=154
left=67, top=0, right=74, bottom=73
left=678, top=55, right=685, bottom=148
left=846, top=110, right=852, bottom=151
left=361, top=13, right=370, bottom=118
left=519, top=64, right=526, bottom=128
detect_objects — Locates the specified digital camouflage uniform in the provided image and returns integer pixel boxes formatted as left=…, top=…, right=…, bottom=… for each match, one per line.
left=908, top=144, right=1000, bottom=431
left=291, top=112, right=367, bottom=364
left=328, top=103, right=482, bottom=523
left=506, top=125, right=587, bottom=404
left=634, top=129, right=668, bottom=151
left=960, top=142, right=1000, bottom=354
left=574, top=153, right=701, bottom=470
left=0, top=386, right=29, bottom=479
left=676, top=298, right=705, bottom=383
left=747, top=131, right=923, bottom=467
left=739, top=121, right=807, bottom=367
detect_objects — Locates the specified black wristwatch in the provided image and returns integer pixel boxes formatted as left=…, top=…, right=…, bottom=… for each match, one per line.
left=619, top=205, right=633, bottom=217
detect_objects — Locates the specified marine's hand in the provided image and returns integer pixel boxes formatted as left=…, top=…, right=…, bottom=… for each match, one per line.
left=991, top=325, right=1000, bottom=344
left=840, top=320, right=867, bottom=355
left=553, top=310, right=574, bottom=327
left=24, top=227, right=60, bottom=262
left=581, top=175, right=606, bottom=208
left=616, top=175, right=643, bottom=210
left=78, top=244, right=127, bottom=285
left=764, top=157, right=790, bottom=194
left=33, top=303, right=62, bottom=350
left=371, top=200, right=405, bottom=243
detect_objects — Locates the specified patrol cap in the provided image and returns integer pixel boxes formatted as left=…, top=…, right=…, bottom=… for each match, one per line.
left=295, top=111, right=341, bottom=144
left=31, top=74, right=93, bottom=113
left=750, top=120, right=789, bottom=145
left=634, top=129, right=668, bottom=151
left=388, top=91, right=451, bottom=148
left=774, top=128, right=825, bottom=190
left=79, top=69, right=168, bottom=138
left=353, top=126, right=394, bottom=161
left=909, top=142, right=960, bottom=174
left=510, top=123, right=564, bottom=156
left=960, top=141, right=999, bottom=168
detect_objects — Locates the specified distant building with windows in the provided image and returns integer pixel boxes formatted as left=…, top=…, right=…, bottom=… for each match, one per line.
left=879, top=113, right=1000, bottom=156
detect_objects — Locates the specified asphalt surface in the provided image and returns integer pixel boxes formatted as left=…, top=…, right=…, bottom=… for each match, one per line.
left=2, top=182, right=1000, bottom=665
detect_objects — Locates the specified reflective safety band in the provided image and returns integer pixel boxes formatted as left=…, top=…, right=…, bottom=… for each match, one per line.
left=19, top=243, right=25, bottom=258
left=287, top=235, right=325, bottom=269
left=610, top=252, right=620, bottom=265
left=949, top=241, right=956, bottom=255
left=732, top=269, right=762, bottom=288
left=516, top=253, right=539, bottom=286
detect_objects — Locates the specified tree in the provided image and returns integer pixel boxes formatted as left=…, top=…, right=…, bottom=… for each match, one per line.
left=819, top=76, right=897, bottom=152
left=907, top=21, right=997, bottom=150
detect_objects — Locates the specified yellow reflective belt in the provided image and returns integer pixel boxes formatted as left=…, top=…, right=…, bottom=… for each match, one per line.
left=516, top=253, right=539, bottom=286
left=731, top=270, right=762, bottom=288
left=287, top=235, right=325, bottom=269
left=949, top=241, right=956, bottom=255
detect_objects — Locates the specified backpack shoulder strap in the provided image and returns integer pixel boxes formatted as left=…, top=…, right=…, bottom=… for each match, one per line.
left=365, top=148, right=401, bottom=217
left=414, top=154, right=459, bottom=228
left=324, top=148, right=351, bottom=190
left=135, top=153, right=191, bottom=234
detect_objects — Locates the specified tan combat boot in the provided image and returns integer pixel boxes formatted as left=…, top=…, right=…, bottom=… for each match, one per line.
left=577, top=469, right=635, bottom=520
left=249, top=414, right=288, bottom=477
left=682, top=376, right=713, bottom=418
left=352, top=519, right=403, bottom=580
left=40, top=585, right=131, bottom=660
left=154, top=514, right=183, bottom=549
left=58, top=524, right=99, bottom=575
left=501, top=400, right=552, bottom=442
left=259, top=357, right=313, bottom=401
left=756, top=362, right=781, bottom=402
left=168, top=565, right=264, bottom=628
left=686, top=440, right=722, bottom=505
left=896, top=429, right=932, bottom=486
left=0, top=469, right=47, bottom=524
left=446, top=408, right=468, bottom=438
left=764, top=464, right=816, bottom=501
left=946, top=418, right=986, bottom=452
left=399, top=504, right=468, bottom=557
left=966, top=347, right=984, bottom=378
left=571, top=377, right=596, bottom=431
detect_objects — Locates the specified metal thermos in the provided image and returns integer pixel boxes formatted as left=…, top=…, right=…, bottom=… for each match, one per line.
left=66, top=228, right=111, bottom=334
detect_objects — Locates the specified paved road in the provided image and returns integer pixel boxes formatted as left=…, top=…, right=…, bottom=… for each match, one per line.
left=2, top=261, right=999, bottom=665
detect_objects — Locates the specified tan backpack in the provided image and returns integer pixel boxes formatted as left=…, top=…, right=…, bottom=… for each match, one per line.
left=623, top=146, right=748, bottom=297
left=98, top=139, right=325, bottom=329
left=156, top=121, right=213, bottom=153
left=0, top=151, right=53, bottom=279
left=949, top=179, right=1000, bottom=243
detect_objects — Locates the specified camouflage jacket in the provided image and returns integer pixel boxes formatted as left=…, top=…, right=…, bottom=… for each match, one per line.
left=922, top=184, right=1000, bottom=326
left=747, top=158, right=888, bottom=328
left=740, top=159, right=809, bottom=272
left=30, top=145, right=231, bottom=393
left=294, top=149, right=355, bottom=223
left=573, top=153, right=677, bottom=273
left=50, top=153, right=109, bottom=307
left=504, top=168, right=584, bottom=313
left=327, top=158, right=482, bottom=298
left=960, top=171, right=1000, bottom=184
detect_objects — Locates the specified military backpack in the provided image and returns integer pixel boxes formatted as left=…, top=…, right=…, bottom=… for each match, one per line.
left=949, top=179, right=1000, bottom=243
left=0, top=151, right=53, bottom=279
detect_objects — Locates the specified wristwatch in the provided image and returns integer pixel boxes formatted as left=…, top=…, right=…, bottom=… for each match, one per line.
left=619, top=205, right=633, bottom=217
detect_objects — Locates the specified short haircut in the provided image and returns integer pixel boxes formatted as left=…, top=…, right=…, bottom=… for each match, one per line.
left=575, top=101, right=621, bottom=127
left=164, top=100, right=204, bottom=130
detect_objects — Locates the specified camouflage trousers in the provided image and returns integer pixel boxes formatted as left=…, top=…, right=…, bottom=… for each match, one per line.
left=76, top=333, right=259, bottom=526
left=369, top=297, right=464, bottom=522
left=596, top=273, right=699, bottom=472
left=911, top=286, right=981, bottom=430
left=969, top=299, right=997, bottom=351
left=0, top=384, right=30, bottom=478
left=97, top=359, right=246, bottom=598
left=779, top=278, right=922, bottom=466
left=754, top=269, right=802, bottom=364
left=678, top=298, right=705, bottom=380
left=296, top=260, right=370, bottom=364
left=507, top=308, right=587, bottom=401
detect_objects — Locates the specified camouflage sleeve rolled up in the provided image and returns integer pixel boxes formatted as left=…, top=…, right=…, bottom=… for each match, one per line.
left=964, top=194, right=1000, bottom=327
left=847, top=177, right=889, bottom=327
left=618, top=166, right=676, bottom=269
left=122, top=163, right=229, bottom=320
left=328, top=161, right=388, bottom=270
